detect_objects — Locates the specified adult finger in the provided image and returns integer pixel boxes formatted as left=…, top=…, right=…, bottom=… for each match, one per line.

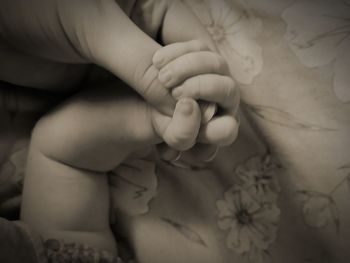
left=152, top=40, right=209, bottom=69
left=172, top=74, right=239, bottom=111
left=158, top=51, right=230, bottom=89
left=0, top=0, right=175, bottom=115
left=152, top=98, right=201, bottom=151
left=198, top=115, right=240, bottom=146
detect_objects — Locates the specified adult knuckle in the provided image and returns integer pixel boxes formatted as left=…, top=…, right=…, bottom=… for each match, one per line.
left=225, top=76, right=236, bottom=89
left=224, top=77, right=239, bottom=105
left=225, top=78, right=236, bottom=99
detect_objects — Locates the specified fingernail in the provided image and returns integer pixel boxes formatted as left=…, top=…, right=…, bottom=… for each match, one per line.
left=158, top=145, right=179, bottom=161
left=178, top=99, right=193, bottom=115
left=172, top=86, right=183, bottom=99
left=201, top=102, right=217, bottom=124
left=158, top=68, right=171, bottom=85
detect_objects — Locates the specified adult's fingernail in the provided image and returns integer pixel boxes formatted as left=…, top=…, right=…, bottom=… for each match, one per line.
left=158, top=68, right=172, bottom=85
left=172, top=86, right=183, bottom=99
left=178, top=99, right=194, bottom=115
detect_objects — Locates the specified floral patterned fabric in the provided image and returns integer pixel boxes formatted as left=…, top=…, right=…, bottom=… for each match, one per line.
left=1, top=0, right=348, bottom=263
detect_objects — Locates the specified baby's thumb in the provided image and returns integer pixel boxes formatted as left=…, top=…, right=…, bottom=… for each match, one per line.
left=152, top=98, right=201, bottom=151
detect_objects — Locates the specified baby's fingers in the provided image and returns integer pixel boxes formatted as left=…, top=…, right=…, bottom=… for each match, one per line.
left=157, top=52, right=229, bottom=89
left=172, top=74, right=239, bottom=111
left=198, top=115, right=240, bottom=146
left=152, top=40, right=209, bottom=69
left=152, top=98, right=201, bottom=151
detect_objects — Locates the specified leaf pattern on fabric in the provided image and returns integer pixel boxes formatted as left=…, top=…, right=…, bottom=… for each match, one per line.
left=297, top=190, right=339, bottom=232
left=339, top=162, right=350, bottom=170
left=282, top=0, right=350, bottom=103
left=161, top=218, right=207, bottom=247
left=109, top=158, right=158, bottom=216
left=338, top=162, right=350, bottom=193
left=184, top=0, right=263, bottom=84
left=245, top=103, right=337, bottom=131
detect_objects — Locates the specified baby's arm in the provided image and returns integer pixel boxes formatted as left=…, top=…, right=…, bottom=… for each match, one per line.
left=20, top=82, right=202, bottom=254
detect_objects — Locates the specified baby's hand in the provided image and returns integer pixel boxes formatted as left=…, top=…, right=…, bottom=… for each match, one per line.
left=152, top=40, right=240, bottom=147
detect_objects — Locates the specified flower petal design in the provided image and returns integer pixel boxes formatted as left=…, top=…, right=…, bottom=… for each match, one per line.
left=221, top=34, right=263, bottom=84
left=217, top=199, right=233, bottom=218
left=184, top=0, right=263, bottom=84
left=297, top=190, right=339, bottom=231
left=234, top=155, right=282, bottom=203
left=218, top=217, right=234, bottom=230
left=244, top=246, right=271, bottom=263
left=282, top=0, right=350, bottom=103
left=109, top=158, right=158, bottom=216
left=282, top=0, right=350, bottom=67
left=226, top=222, right=243, bottom=251
left=216, top=188, right=280, bottom=254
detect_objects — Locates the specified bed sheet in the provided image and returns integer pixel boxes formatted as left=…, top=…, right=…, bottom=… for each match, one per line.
left=1, top=0, right=349, bottom=263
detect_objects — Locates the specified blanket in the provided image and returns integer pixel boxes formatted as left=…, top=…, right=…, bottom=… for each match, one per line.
left=2, top=0, right=348, bottom=262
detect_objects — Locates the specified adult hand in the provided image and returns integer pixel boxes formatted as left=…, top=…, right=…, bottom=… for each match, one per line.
left=0, top=0, right=174, bottom=113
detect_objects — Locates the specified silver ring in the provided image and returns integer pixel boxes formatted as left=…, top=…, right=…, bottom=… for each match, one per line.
left=204, top=146, right=220, bottom=162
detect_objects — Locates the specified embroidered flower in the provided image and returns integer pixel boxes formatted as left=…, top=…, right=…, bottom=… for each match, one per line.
left=235, top=155, right=281, bottom=203
left=184, top=0, right=263, bottom=84
left=282, top=0, right=350, bottom=103
left=216, top=188, right=280, bottom=254
left=297, top=190, right=339, bottom=231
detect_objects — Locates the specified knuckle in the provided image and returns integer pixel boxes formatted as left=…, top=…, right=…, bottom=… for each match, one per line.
left=133, top=62, right=157, bottom=95
left=223, top=77, right=239, bottom=106
left=225, top=76, right=236, bottom=89
left=224, top=78, right=236, bottom=99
